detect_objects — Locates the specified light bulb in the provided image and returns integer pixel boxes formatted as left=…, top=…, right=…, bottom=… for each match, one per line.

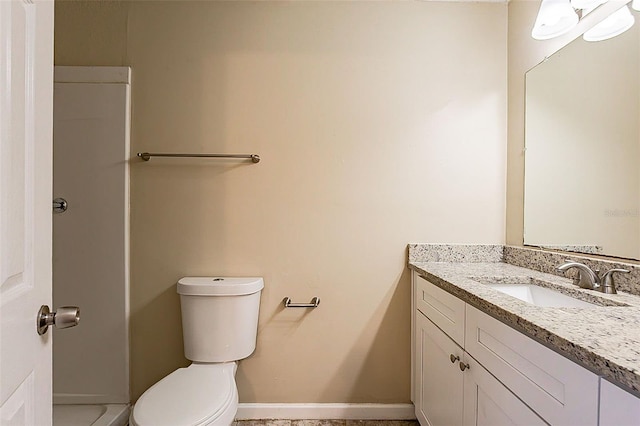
left=583, top=5, right=635, bottom=42
left=532, top=0, right=580, bottom=40
left=571, top=0, right=608, bottom=10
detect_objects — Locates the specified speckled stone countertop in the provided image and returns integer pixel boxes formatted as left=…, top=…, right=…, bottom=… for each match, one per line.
left=408, top=259, right=640, bottom=395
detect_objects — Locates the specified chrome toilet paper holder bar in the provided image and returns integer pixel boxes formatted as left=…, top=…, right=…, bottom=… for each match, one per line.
left=283, top=297, right=320, bottom=308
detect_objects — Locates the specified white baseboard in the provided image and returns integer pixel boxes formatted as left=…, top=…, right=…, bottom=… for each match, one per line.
left=236, top=403, right=416, bottom=420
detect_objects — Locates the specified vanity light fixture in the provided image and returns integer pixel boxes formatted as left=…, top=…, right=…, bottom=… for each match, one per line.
left=583, top=5, right=635, bottom=41
left=532, top=0, right=580, bottom=40
left=571, top=0, right=608, bottom=10
left=533, top=0, right=636, bottom=42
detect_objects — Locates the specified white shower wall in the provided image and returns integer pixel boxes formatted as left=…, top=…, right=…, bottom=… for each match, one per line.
left=52, top=67, right=130, bottom=404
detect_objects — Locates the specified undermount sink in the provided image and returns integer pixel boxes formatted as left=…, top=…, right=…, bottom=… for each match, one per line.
left=487, top=283, right=596, bottom=308
left=471, top=276, right=628, bottom=308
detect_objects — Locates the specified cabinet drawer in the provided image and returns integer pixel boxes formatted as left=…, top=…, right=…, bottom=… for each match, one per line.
left=465, top=304, right=599, bottom=425
left=415, top=274, right=465, bottom=346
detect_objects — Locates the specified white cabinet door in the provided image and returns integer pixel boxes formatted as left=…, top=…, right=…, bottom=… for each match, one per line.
left=600, top=379, right=640, bottom=426
left=462, top=355, right=546, bottom=426
left=415, top=312, right=464, bottom=426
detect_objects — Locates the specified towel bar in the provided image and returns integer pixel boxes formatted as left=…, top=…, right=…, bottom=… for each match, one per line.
left=137, top=152, right=260, bottom=163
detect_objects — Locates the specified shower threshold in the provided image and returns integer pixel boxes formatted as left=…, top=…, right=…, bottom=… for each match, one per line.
left=53, top=404, right=129, bottom=426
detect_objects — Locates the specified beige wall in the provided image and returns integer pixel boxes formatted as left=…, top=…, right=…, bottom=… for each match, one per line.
left=55, top=1, right=507, bottom=403
left=506, top=0, right=629, bottom=246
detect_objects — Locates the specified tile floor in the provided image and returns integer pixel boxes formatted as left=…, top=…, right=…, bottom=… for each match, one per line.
left=234, top=421, right=418, bottom=426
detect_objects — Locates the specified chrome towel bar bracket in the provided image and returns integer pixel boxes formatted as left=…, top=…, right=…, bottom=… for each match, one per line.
left=283, top=297, right=320, bottom=308
left=137, top=152, right=260, bottom=163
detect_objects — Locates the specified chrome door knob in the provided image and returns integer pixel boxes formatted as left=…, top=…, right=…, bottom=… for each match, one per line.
left=37, top=305, right=80, bottom=335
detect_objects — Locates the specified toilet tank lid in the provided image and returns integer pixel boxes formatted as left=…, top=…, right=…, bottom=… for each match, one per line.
left=177, top=277, right=264, bottom=296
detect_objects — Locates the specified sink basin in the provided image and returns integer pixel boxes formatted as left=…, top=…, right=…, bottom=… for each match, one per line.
left=487, top=283, right=597, bottom=308
left=470, top=276, right=628, bottom=308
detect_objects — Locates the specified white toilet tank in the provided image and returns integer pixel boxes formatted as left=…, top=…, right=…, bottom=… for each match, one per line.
left=177, top=277, right=264, bottom=362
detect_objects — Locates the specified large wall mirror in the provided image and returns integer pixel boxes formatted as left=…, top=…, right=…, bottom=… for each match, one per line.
left=525, top=3, right=640, bottom=260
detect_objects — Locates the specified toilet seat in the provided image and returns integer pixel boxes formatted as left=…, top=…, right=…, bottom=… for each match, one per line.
left=130, top=363, right=238, bottom=426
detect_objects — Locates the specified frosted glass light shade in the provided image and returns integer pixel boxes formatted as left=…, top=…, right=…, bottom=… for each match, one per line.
left=532, top=0, right=580, bottom=40
left=583, top=5, right=635, bottom=41
left=570, top=0, right=608, bottom=10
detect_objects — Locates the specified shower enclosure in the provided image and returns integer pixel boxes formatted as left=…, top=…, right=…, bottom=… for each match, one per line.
left=52, top=66, right=131, bottom=426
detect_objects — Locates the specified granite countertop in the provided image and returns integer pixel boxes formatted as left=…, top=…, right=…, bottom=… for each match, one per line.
left=408, top=260, right=640, bottom=394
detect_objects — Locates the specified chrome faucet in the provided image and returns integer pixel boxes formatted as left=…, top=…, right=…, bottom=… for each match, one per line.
left=557, top=261, right=600, bottom=290
left=557, top=261, right=630, bottom=293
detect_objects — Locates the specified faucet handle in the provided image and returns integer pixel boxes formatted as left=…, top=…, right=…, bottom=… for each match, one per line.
left=601, top=268, right=630, bottom=295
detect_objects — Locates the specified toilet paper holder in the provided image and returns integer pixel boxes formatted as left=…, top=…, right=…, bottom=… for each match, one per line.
left=283, top=297, right=320, bottom=308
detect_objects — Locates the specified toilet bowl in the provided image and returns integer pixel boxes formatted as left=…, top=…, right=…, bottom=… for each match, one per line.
left=130, top=363, right=238, bottom=426
left=130, top=277, right=264, bottom=426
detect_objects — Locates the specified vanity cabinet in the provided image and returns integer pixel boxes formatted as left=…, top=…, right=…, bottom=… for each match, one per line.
left=412, top=272, right=599, bottom=426
left=415, top=311, right=543, bottom=426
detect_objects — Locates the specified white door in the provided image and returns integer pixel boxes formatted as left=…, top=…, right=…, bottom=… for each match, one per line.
left=0, top=0, right=54, bottom=425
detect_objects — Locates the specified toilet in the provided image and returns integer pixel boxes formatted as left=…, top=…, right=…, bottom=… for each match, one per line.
left=130, top=277, right=264, bottom=426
